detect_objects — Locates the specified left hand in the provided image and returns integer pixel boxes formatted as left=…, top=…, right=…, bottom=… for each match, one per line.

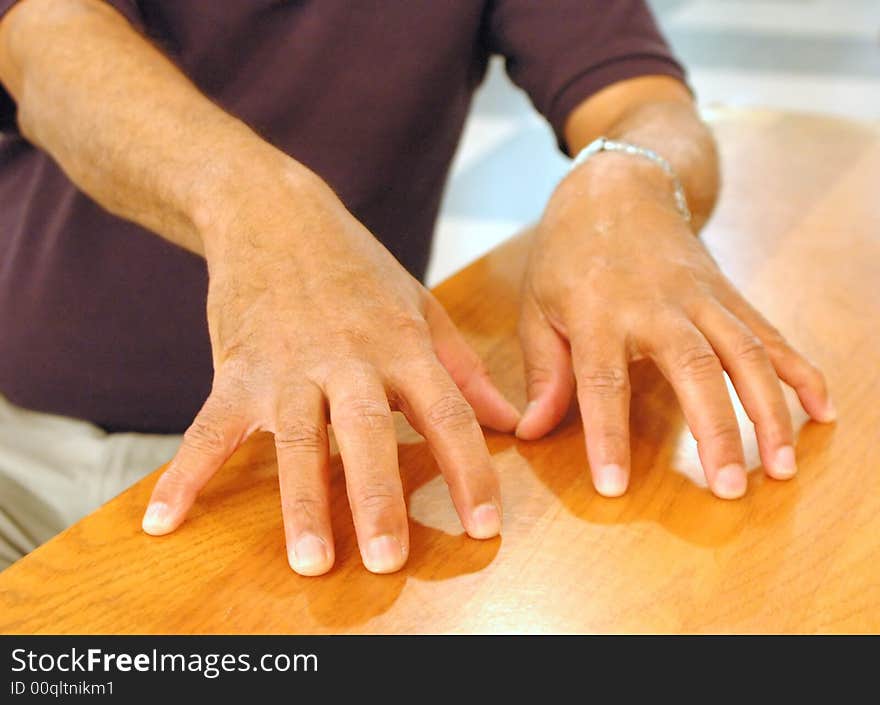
left=515, top=158, right=835, bottom=499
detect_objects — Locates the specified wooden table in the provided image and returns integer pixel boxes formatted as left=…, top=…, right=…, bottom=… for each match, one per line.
left=1, top=109, right=878, bottom=634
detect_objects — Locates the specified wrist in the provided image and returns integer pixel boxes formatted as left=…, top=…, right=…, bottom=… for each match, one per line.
left=548, top=151, right=683, bottom=226
left=187, top=136, right=332, bottom=262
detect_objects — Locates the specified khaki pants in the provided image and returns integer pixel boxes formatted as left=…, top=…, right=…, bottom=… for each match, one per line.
left=0, top=394, right=181, bottom=571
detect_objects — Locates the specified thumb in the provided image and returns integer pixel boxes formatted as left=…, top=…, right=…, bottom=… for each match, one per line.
left=516, top=297, right=575, bottom=440
left=142, top=390, right=248, bottom=535
left=424, top=295, right=520, bottom=432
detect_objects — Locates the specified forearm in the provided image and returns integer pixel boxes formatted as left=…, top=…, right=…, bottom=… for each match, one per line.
left=559, top=78, right=720, bottom=232
left=0, top=0, right=321, bottom=256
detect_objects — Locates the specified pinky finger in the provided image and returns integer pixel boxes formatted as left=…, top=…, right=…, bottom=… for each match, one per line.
left=719, top=287, right=836, bottom=423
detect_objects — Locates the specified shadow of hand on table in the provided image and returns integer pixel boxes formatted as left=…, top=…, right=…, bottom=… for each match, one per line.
left=296, top=437, right=501, bottom=630
left=299, top=358, right=837, bottom=629
left=507, top=359, right=832, bottom=550
left=185, top=359, right=835, bottom=631
left=175, top=421, right=500, bottom=632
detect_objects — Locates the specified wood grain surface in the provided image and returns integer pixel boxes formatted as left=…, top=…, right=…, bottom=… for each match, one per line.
left=0, top=108, right=878, bottom=634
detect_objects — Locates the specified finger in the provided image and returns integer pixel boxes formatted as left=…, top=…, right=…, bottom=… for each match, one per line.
left=274, top=383, right=334, bottom=576
left=648, top=318, right=748, bottom=499
left=424, top=294, right=520, bottom=432
left=390, top=360, right=502, bottom=539
left=570, top=327, right=631, bottom=497
left=717, top=284, right=835, bottom=422
left=142, top=388, right=249, bottom=535
left=515, top=295, right=576, bottom=441
left=694, top=303, right=797, bottom=480
left=325, top=367, right=408, bottom=574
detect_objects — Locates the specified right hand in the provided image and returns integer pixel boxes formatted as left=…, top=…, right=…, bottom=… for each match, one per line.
left=141, top=166, right=519, bottom=575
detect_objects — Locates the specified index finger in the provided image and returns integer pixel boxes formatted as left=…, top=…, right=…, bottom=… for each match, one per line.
left=142, top=389, right=249, bottom=535
left=570, top=325, right=632, bottom=497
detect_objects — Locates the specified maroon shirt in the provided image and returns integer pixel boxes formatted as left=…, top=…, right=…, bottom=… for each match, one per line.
left=0, top=0, right=684, bottom=433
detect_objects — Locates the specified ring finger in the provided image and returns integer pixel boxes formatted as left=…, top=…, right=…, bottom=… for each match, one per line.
left=647, top=316, right=748, bottom=499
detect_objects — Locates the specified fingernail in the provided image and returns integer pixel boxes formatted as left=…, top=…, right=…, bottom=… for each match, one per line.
left=363, top=534, right=405, bottom=574
left=819, top=399, right=837, bottom=423
left=595, top=464, right=628, bottom=497
left=289, top=533, right=329, bottom=576
left=470, top=501, right=502, bottom=539
left=142, top=502, right=173, bottom=535
left=714, top=464, right=748, bottom=500
left=771, top=445, right=797, bottom=479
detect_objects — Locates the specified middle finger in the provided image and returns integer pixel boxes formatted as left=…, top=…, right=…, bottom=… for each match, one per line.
left=326, top=366, right=408, bottom=574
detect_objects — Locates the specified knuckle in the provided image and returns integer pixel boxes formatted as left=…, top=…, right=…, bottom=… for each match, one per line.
left=183, top=417, right=227, bottom=455
left=590, top=426, right=629, bottom=456
left=214, top=361, right=254, bottom=393
left=758, top=324, right=791, bottom=355
left=391, top=313, right=431, bottom=342
left=336, top=398, right=393, bottom=431
left=352, top=481, right=400, bottom=513
left=674, top=345, right=722, bottom=380
left=526, top=365, right=555, bottom=390
left=807, top=362, right=827, bottom=385
left=275, top=421, right=327, bottom=453
left=594, top=426, right=629, bottom=445
left=157, top=464, right=195, bottom=494
left=579, top=367, right=628, bottom=397
left=283, top=494, right=325, bottom=522
left=424, top=393, right=476, bottom=431
left=332, top=328, right=374, bottom=355
left=762, top=330, right=825, bottom=387
left=702, top=421, right=741, bottom=446
left=733, top=333, right=766, bottom=362
left=797, top=359, right=827, bottom=390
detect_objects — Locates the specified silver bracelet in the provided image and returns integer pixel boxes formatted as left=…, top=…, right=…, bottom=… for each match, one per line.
left=569, top=136, right=691, bottom=223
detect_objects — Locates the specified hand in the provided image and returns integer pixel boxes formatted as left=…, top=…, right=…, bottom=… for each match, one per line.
left=142, top=167, right=519, bottom=575
left=516, top=157, right=834, bottom=499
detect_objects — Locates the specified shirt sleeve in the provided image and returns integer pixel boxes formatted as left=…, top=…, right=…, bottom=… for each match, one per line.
left=0, top=0, right=143, bottom=134
left=484, top=0, right=689, bottom=154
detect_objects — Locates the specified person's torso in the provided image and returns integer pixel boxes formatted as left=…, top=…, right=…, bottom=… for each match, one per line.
left=0, top=0, right=491, bottom=432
